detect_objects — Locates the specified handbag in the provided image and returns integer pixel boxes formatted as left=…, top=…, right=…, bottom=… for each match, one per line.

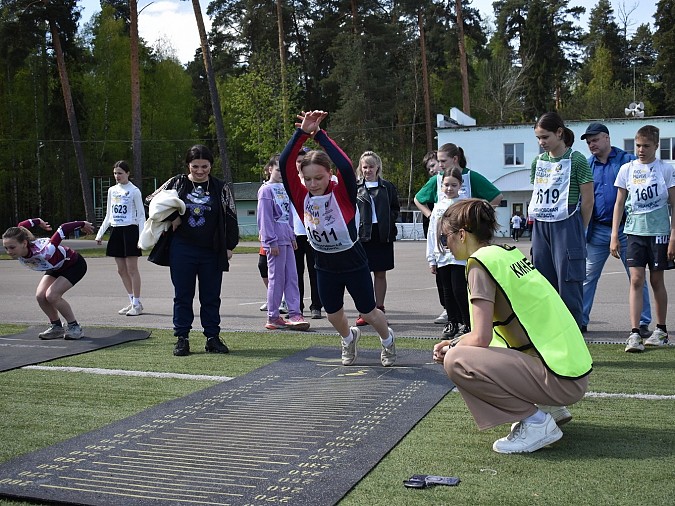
left=148, top=227, right=173, bottom=266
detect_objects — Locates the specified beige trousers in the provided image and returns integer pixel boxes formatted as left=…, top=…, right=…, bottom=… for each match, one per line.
left=444, top=346, right=589, bottom=430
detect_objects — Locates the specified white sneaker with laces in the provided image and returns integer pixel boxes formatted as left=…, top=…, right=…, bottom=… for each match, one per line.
left=493, top=413, right=562, bottom=454
left=118, top=303, right=133, bottom=315
left=625, top=332, right=644, bottom=352
left=279, top=300, right=289, bottom=314
left=380, top=328, right=396, bottom=367
left=126, top=303, right=144, bottom=316
left=434, top=310, right=448, bottom=324
left=341, top=327, right=361, bottom=366
left=38, top=324, right=65, bottom=340
left=259, top=302, right=268, bottom=311
left=644, top=328, right=668, bottom=346
left=64, top=323, right=83, bottom=340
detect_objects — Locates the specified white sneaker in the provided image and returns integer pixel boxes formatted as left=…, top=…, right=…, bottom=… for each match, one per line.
left=493, top=413, right=562, bottom=454
left=38, top=323, right=65, bottom=340
left=537, top=405, right=572, bottom=426
left=434, top=310, right=448, bottom=324
left=625, top=332, right=644, bottom=353
left=279, top=300, right=289, bottom=314
left=644, top=328, right=668, bottom=346
left=259, top=302, right=268, bottom=311
left=380, top=328, right=396, bottom=367
left=126, top=303, right=144, bottom=316
left=341, top=327, right=361, bottom=366
left=118, top=303, right=133, bottom=315
left=64, top=323, right=83, bottom=340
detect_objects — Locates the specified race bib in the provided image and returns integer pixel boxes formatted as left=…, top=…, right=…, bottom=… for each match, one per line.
left=304, top=193, right=354, bottom=253
left=529, top=157, right=571, bottom=222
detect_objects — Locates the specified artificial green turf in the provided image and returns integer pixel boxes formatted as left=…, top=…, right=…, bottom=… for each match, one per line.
left=0, top=326, right=673, bottom=505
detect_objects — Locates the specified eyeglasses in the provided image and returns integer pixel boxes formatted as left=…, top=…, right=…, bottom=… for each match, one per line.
left=189, top=164, right=211, bottom=170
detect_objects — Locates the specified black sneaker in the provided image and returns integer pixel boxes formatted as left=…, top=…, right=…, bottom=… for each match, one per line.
left=173, top=337, right=190, bottom=356
left=442, top=322, right=459, bottom=338
left=638, top=325, right=652, bottom=339
left=205, top=337, right=230, bottom=354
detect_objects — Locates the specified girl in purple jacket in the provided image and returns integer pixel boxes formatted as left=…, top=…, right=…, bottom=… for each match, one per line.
left=257, top=155, right=310, bottom=331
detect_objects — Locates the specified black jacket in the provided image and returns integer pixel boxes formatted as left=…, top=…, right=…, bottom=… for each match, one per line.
left=356, top=177, right=400, bottom=242
left=146, top=174, right=239, bottom=271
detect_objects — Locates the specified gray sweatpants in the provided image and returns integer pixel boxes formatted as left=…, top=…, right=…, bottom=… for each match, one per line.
left=445, top=346, right=589, bottom=430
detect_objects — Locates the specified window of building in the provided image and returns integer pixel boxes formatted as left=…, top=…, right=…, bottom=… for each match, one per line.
left=247, top=209, right=256, bottom=216
left=504, top=143, right=524, bottom=166
left=660, top=138, right=673, bottom=160
left=624, top=139, right=634, bottom=155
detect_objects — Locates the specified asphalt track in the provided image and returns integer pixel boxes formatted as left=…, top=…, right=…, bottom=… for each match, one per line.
left=1, top=239, right=672, bottom=342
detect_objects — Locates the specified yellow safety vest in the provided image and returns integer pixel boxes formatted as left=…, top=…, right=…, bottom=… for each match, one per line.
left=467, top=244, right=593, bottom=379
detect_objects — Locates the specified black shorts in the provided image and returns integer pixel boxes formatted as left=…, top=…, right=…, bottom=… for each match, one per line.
left=316, top=264, right=376, bottom=314
left=626, top=234, right=675, bottom=271
left=45, top=254, right=87, bottom=285
left=106, top=225, right=142, bottom=258
left=258, top=253, right=268, bottom=278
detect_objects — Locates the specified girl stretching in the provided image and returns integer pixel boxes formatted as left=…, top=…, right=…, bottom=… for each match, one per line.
left=280, top=110, right=396, bottom=366
left=3, top=218, right=94, bottom=340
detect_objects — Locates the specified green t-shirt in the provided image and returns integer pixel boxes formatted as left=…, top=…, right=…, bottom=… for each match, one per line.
left=414, top=168, right=502, bottom=204
left=529, top=149, right=593, bottom=206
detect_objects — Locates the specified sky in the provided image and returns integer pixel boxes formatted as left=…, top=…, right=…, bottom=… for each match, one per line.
left=78, top=0, right=656, bottom=66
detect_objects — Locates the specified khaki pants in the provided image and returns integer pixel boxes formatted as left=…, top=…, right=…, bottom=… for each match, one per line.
left=445, top=346, right=589, bottom=430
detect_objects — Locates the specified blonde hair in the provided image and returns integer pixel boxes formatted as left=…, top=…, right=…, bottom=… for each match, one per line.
left=357, top=150, right=382, bottom=179
left=2, top=226, right=35, bottom=244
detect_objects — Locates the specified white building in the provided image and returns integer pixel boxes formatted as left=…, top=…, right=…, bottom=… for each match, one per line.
left=435, top=109, right=675, bottom=236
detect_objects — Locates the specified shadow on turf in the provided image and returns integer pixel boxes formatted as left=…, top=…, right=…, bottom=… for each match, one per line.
left=498, top=424, right=673, bottom=461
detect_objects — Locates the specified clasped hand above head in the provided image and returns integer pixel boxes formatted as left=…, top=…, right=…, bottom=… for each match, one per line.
left=296, top=110, right=328, bottom=136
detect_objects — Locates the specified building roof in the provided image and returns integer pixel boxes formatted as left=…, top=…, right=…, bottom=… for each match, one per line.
left=233, top=181, right=262, bottom=201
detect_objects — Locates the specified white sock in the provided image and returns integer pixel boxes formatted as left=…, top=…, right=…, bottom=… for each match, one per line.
left=132, top=297, right=141, bottom=306
left=341, top=331, right=354, bottom=345
left=522, top=409, right=547, bottom=424
left=128, top=294, right=134, bottom=303
left=380, top=334, right=393, bottom=348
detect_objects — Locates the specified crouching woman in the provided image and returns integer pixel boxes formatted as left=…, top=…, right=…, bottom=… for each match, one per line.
left=433, top=198, right=592, bottom=454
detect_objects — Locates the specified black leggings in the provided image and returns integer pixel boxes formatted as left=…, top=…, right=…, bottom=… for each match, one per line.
left=436, top=264, right=470, bottom=326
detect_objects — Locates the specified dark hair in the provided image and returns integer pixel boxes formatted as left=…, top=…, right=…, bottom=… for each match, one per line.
left=113, top=160, right=130, bottom=173
left=636, top=125, right=659, bottom=144
left=438, top=143, right=467, bottom=169
left=185, top=144, right=214, bottom=165
left=422, top=151, right=437, bottom=166
left=2, top=226, right=34, bottom=244
left=440, top=198, right=499, bottom=244
left=442, top=166, right=463, bottom=183
left=535, top=112, right=574, bottom=147
left=264, top=154, right=280, bottom=179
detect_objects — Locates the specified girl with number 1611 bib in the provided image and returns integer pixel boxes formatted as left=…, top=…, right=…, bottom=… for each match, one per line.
left=279, top=110, right=396, bottom=367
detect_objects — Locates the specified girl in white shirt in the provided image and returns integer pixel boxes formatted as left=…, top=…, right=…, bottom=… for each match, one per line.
left=95, top=161, right=146, bottom=316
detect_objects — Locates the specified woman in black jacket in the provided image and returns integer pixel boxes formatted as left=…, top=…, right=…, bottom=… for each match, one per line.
left=146, top=144, right=239, bottom=356
left=354, top=151, right=400, bottom=326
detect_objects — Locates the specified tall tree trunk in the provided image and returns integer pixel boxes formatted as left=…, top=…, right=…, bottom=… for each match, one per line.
left=47, top=14, right=95, bottom=223
left=418, top=10, right=433, bottom=152
left=130, top=0, right=143, bottom=190
left=276, top=0, right=289, bottom=137
left=191, top=0, right=233, bottom=187
left=455, top=0, right=470, bottom=115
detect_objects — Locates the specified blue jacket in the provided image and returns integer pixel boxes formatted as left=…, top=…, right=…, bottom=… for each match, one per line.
left=588, top=146, right=636, bottom=225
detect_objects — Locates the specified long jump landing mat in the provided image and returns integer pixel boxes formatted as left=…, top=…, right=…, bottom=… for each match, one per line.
left=0, top=327, right=151, bottom=373
left=0, top=347, right=453, bottom=505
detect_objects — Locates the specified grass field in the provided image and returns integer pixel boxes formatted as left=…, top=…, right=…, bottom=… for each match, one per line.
left=0, top=326, right=673, bottom=506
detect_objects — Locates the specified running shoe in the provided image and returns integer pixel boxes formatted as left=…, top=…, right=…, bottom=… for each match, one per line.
left=341, top=327, right=361, bottom=366
left=644, top=328, right=668, bottom=346
left=64, top=323, right=83, bottom=340
left=38, top=323, right=64, bottom=340
left=624, top=332, right=644, bottom=353
left=286, top=315, right=310, bottom=331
